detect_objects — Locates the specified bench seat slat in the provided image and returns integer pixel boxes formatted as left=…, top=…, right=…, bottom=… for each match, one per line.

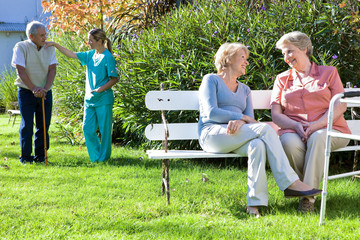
left=146, top=150, right=244, bottom=159
left=8, top=110, right=21, bottom=115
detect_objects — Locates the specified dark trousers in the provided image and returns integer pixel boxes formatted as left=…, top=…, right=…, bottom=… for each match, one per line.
left=18, top=87, right=53, bottom=161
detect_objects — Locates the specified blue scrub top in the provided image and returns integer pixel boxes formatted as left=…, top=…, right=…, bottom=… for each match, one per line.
left=77, top=49, right=118, bottom=107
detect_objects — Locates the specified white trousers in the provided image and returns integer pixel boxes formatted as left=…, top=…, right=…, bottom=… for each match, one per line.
left=200, top=123, right=299, bottom=206
left=280, top=129, right=350, bottom=189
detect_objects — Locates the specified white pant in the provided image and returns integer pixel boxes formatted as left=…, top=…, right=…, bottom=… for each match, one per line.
left=280, top=129, right=350, bottom=189
left=200, top=123, right=299, bottom=206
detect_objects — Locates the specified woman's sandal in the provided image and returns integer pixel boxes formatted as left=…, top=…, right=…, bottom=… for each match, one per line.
left=245, top=207, right=261, bottom=218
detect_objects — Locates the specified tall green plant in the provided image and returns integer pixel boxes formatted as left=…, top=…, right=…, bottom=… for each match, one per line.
left=0, top=67, right=18, bottom=111
left=111, top=0, right=360, bottom=149
left=51, top=0, right=359, bottom=148
left=51, top=32, right=88, bottom=145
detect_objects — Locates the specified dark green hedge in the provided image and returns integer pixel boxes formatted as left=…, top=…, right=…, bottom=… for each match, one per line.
left=112, top=0, right=360, bottom=149
left=51, top=0, right=360, bottom=149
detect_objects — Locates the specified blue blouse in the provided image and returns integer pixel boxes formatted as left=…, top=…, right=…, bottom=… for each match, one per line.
left=198, top=74, right=254, bottom=142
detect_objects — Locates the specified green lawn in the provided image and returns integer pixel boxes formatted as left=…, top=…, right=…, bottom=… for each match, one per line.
left=0, top=113, right=359, bottom=239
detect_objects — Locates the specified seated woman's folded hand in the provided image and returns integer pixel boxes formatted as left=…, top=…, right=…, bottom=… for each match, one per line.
left=242, top=115, right=258, bottom=124
left=227, top=119, right=246, bottom=135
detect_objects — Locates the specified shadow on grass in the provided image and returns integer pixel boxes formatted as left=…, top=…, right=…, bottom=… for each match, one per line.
left=46, top=151, right=162, bottom=169
left=178, top=157, right=247, bottom=170
left=319, top=193, right=360, bottom=221
left=0, top=131, right=19, bottom=138
left=47, top=139, right=247, bottom=170
left=252, top=192, right=360, bottom=221
left=2, top=150, right=20, bottom=160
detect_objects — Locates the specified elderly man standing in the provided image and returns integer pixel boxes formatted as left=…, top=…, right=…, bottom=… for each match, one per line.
left=11, top=21, right=57, bottom=164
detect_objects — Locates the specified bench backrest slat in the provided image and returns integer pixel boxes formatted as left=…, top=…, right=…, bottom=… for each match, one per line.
left=347, top=120, right=360, bottom=136
left=145, top=91, right=199, bottom=110
left=145, top=90, right=273, bottom=110
left=145, top=123, right=198, bottom=140
left=343, top=88, right=360, bottom=107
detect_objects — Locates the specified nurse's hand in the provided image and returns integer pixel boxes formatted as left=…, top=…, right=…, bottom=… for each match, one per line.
left=91, top=87, right=103, bottom=93
left=44, top=41, right=57, bottom=48
left=227, top=119, right=246, bottom=135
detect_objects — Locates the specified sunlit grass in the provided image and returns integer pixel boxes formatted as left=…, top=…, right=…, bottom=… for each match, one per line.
left=1, top=113, right=360, bottom=239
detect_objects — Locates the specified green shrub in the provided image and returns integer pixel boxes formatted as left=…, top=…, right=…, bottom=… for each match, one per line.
left=51, top=0, right=360, bottom=149
left=0, top=67, right=18, bottom=111
left=50, top=32, right=88, bottom=145
left=111, top=0, right=360, bottom=149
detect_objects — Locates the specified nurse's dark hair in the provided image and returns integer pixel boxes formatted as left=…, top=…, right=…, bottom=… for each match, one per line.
left=89, top=29, right=113, bottom=54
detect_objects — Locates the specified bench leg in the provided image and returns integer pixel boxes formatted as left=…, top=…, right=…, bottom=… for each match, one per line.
left=12, top=115, right=17, bottom=127
left=8, top=114, right=12, bottom=124
left=352, top=149, right=359, bottom=181
left=161, top=159, right=170, bottom=205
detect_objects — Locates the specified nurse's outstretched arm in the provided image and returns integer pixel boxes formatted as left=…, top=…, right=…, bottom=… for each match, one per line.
left=45, top=41, right=78, bottom=59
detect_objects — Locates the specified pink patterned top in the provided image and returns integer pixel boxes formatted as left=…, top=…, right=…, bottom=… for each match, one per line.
left=270, top=62, right=350, bottom=136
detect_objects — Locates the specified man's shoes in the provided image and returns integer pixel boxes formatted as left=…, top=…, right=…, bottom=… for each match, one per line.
left=19, top=156, right=33, bottom=164
left=33, top=156, right=44, bottom=163
left=33, top=156, right=51, bottom=164
left=20, top=159, right=33, bottom=164
left=284, top=188, right=322, bottom=198
left=298, top=198, right=315, bottom=213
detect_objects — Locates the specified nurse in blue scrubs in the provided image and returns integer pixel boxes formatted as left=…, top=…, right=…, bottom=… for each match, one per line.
left=45, top=29, right=119, bottom=162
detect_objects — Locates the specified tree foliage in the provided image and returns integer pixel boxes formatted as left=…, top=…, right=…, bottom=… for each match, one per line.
left=42, top=0, right=117, bottom=34
left=42, top=0, right=188, bottom=39
left=111, top=0, right=360, bottom=149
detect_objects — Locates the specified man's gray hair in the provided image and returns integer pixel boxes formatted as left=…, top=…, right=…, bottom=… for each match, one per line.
left=26, top=21, right=46, bottom=39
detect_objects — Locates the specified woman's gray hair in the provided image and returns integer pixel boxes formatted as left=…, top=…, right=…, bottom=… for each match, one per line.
left=276, top=31, right=313, bottom=59
left=214, top=42, right=249, bottom=73
left=26, top=21, right=46, bottom=39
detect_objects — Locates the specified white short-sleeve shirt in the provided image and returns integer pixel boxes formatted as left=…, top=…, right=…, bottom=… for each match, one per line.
left=11, top=40, right=58, bottom=68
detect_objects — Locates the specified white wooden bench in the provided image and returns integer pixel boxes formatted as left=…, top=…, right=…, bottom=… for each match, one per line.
left=145, top=87, right=360, bottom=205
left=7, top=110, right=21, bottom=127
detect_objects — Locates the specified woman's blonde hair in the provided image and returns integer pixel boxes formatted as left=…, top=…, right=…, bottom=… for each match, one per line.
left=276, top=31, right=313, bottom=59
left=89, top=28, right=113, bottom=54
left=214, top=42, right=249, bottom=73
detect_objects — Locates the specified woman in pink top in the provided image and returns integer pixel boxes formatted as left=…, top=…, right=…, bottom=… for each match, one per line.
left=271, top=31, right=350, bottom=213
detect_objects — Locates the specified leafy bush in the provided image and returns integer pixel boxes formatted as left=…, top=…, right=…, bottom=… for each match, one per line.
left=50, top=32, right=88, bottom=145
left=0, top=67, right=18, bottom=112
left=46, top=0, right=188, bottom=145
left=111, top=0, right=360, bottom=149
left=51, top=0, right=360, bottom=149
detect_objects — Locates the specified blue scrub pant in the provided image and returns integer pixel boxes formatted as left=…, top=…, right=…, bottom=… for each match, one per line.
left=18, top=87, right=52, bottom=162
left=83, top=104, right=113, bottom=162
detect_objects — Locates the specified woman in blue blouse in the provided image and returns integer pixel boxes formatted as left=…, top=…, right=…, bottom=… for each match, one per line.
left=198, top=42, right=321, bottom=217
left=46, top=29, right=119, bottom=162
